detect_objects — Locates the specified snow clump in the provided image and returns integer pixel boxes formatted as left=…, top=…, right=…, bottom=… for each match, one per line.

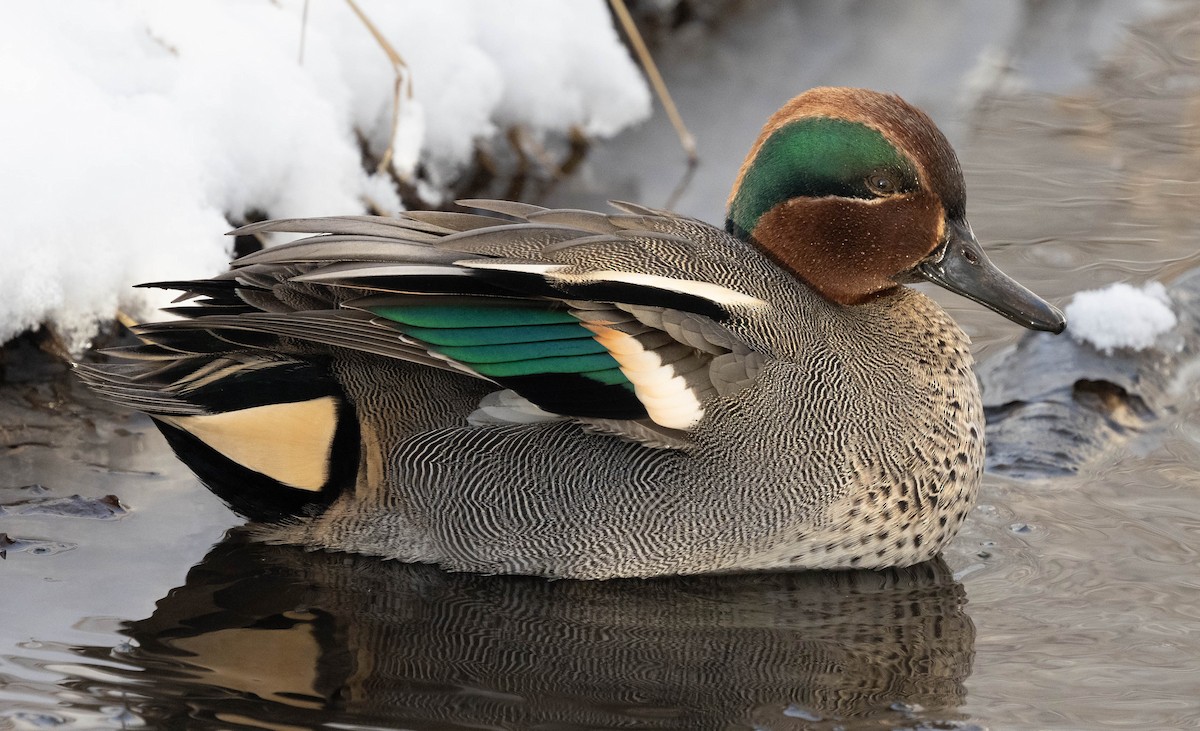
left=0, top=1, right=651, bottom=351
left=1065, top=282, right=1178, bottom=354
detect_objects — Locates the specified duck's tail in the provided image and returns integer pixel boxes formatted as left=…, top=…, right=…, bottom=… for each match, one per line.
left=76, top=348, right=358, bottom=522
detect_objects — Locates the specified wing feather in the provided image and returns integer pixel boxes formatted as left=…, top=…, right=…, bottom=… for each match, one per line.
left=107, top=201, right=770, bottom=446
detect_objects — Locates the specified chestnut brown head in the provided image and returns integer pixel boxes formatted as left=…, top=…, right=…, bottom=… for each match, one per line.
left=726, top=87, right=1064, bottom=332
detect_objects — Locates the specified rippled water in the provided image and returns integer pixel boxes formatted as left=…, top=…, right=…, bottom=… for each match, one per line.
left=4, top=2, right=1200, bottom=729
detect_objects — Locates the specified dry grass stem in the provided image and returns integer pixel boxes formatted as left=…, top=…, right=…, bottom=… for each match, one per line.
left=297, top=0, right=310, bottom=63
left=344, top=0, right=412, bottom=176
left=37, top=326, right=73, bottom=365
left=115, top=311, right=140, bottom=330
left=560, top=126, right=592, bottom=177
left=608, top=0, right=697, bottom=163
left=508, top=126, right=561, bottom=176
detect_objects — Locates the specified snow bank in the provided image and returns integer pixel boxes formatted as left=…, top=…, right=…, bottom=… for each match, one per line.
left=1065, top=282, right=1178, bottom=353
left=0, top=0, right=651, bottom=350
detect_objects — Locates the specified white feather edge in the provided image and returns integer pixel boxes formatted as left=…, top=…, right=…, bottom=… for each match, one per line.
left=466, top=391, right=692, bottom=451
left=584, top=324, right=705, bottom=431
left=456, top=261, right=566, bottom=275
left=457, top=261, right=766, bottom=309
left=555, top=270, right=766, bottom=308
left=466, top=389, right=564, bottom=426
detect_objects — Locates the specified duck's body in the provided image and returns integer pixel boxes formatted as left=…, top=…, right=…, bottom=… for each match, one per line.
left=80, top=88, right=1063, bottom=578
left=255, top=218, right=980, bottom=577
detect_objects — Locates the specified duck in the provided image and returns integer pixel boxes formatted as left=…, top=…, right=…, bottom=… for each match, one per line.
left=79, top=87, right=1065, bottom=579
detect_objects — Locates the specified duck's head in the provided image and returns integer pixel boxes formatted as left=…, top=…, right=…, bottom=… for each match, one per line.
left=727, top=87, right=1065, bottom=333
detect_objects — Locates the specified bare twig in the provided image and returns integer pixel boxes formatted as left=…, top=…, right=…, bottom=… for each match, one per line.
left=298, top=0, right=310, bottom=63
left=508, top=125, right=561, bottom=176
left=662, top=159, right=698, bottom=211
left=344, top=0, right=413, bottom=175
left=115, top=311, right=139, bottom=330
left=560, top=126, right=592, bottom=177
left=36, top=326, right=72, bottom=365
left=608, top=0, right=697, bottom=163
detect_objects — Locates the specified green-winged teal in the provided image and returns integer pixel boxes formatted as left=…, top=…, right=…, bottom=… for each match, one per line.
left=80, top=87, right=1065, bottom=578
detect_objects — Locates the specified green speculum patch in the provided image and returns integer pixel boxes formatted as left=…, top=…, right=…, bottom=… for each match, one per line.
left=727, top=117, right=916, bottom=237
left=368, top=302, right=629, bottom=384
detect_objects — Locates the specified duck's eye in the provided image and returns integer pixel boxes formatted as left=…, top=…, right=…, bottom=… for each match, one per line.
left=865, top=170, right=900, bottom=197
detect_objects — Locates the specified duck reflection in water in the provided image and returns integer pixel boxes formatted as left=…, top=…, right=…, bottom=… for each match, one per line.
left=70, top=532, right=975, bottom=730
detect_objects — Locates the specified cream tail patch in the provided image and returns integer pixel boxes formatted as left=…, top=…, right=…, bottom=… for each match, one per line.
left=162, top=397, right=340, bottom=492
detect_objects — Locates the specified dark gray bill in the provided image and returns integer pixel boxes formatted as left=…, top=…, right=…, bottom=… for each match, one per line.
left=912, top=220, right=1066, bottom=333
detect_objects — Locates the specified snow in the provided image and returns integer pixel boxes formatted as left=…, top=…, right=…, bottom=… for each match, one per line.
left=1065, top=281, right=1178, bottom=353
left=0, top=0, right=651, bottom=351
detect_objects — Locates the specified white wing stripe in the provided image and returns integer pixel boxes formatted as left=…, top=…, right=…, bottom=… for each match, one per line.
left=554, top=271, right=767, bottom=308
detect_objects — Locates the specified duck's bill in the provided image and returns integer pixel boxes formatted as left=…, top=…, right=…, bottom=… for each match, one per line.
left=913, top=221, right=1066, bottom=333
